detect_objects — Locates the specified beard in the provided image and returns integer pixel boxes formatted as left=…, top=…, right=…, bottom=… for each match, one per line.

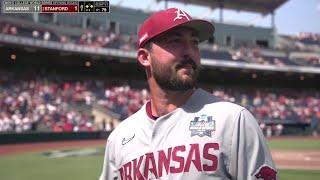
left=151, top=57, right=200, bottom=91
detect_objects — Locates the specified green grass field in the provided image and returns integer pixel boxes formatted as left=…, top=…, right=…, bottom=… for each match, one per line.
left=0, top=147, right=105, bottom=180
left=268, top=138, right=320, bottom=150
left=0, top=138, right=319, bottom=180
left=279, top=169, right=320, bottom=179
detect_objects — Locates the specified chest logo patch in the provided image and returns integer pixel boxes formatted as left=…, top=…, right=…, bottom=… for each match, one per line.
left=189, top=114, right=215, bottom=137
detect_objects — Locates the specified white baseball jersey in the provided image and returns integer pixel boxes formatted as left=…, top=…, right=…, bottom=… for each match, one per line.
left=99, top=88, right=277, bottom=180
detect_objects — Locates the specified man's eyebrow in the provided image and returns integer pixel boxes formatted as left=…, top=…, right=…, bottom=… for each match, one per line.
left=190, top=30, right=199, bottom=38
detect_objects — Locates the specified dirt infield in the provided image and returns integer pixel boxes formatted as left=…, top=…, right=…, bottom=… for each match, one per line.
left=272, top=149, right=320, bottom=170
left=0, top=138, right=319, bottom=170
left=267, top=136, right=320, bottom=170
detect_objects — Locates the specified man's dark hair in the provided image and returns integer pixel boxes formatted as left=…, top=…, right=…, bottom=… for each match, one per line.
left=142, top=41, right=152, bottom=51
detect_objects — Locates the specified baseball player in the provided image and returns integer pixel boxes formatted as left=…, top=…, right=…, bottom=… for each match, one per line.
left=99, top=8, right=277, bottom=180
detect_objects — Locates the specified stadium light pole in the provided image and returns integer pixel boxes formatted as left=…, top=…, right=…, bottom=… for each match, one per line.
left=219, top=1, right=224, bottom=23
left=164, top=0, right=168, bottom=9
left=33, top=14, right=39, bottom=23
left=271, top=11, right=276, bottom=49
left=271, top=11, right=275, bottom=30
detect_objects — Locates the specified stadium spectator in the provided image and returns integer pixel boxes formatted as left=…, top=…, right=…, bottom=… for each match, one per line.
left=32, top=30, right=40, bottom=39
left=1, top=22, right=18, bottom=35
left=43, top=31, right=51, bottom=41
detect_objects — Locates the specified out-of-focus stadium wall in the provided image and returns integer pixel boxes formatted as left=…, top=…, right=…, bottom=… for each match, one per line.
left=105, top=6, right=275, bottom=48
left=106, top=6, right=274, bottom=48
left=214, top=22, right=274, bottom=48
left=57, top=6, right=149, bottom=35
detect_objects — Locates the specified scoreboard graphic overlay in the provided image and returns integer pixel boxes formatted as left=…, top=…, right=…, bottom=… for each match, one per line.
left=1, top=1, right=110, bottom=13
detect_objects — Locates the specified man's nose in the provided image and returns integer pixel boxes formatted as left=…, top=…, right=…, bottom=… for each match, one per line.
left=181, top=41, right=196, bottom=57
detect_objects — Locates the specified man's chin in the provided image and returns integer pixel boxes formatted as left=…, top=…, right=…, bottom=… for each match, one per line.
left=177, top=73, right=196, bottom=83
left=177, top=68, right=195, bottom=76
left=153, top=71, right=197, bottom=91
left=180, top=75, right=194, bottom=82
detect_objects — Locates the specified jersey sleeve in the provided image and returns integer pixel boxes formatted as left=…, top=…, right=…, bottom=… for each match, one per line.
left=229, top=108, right=277, bottom=180
left=99, top=138, right=118, bottom=180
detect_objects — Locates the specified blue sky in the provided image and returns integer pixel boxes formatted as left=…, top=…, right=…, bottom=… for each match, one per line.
left=112, top=0, right=320, bottom=35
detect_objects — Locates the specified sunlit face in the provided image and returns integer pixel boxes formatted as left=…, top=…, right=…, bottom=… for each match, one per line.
left=148, top=27, right=201, bottom=91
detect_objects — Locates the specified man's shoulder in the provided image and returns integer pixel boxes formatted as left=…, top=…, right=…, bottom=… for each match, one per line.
left=211, top=101, right=244, bottom=110
left=196, top=88, right=245, bottom=111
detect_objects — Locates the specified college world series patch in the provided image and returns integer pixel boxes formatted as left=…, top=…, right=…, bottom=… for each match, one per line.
left=189, top=114, right=215, bottom=137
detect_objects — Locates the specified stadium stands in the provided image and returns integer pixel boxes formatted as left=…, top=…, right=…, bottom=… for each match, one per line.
left=0, top=19, right=135, bottom=50
left=212, top=86, right=320, bottom=125
left=1, top=14, right=319, bottom=68
left=0, top=71, right=149, bottom=133
left=0, top=70, right=319, bottom=134
left=1, top=20, right=61, bottom=42
left=0, top=5, right=319, bottom=136
left=297, top=32, right=320, bottom=46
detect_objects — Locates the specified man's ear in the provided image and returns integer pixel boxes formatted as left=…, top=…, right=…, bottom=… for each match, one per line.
left=137, top=48, right=151, bottom=67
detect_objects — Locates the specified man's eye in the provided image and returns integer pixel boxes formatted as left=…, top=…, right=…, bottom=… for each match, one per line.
left=169, top=38, right=181, bottom=43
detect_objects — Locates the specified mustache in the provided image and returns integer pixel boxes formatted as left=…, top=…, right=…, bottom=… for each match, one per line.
left=175, top=58, right=197, bottom=70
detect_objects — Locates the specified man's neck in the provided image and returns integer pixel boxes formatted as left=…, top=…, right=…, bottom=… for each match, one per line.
left=149, top=83, right=195, bottom=117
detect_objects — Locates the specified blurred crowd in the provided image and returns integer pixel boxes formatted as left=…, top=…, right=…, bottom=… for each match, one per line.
left=212, top=87, right=320, bottom=124
left=1, top=21, right=60, bottom=42
left=231, top=46, right=288, bottom=66
left=76, top=30, right=136, bottom=50
left=0, top=20, right=136, bottom=50
left=212, top=87, right=320, bottom=137
left=294, top=32, right=320, bottom=46
left=0, top=71, right=319, bottom=135
left=279, top=32, right=320, bottom=52
left=231, top=46, right=320, bottom=67
left=296, top=56, right=320, bottom=67
left=1, top=20, right=319, bottom=67
left=0, top=72, right=149, bottom=133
